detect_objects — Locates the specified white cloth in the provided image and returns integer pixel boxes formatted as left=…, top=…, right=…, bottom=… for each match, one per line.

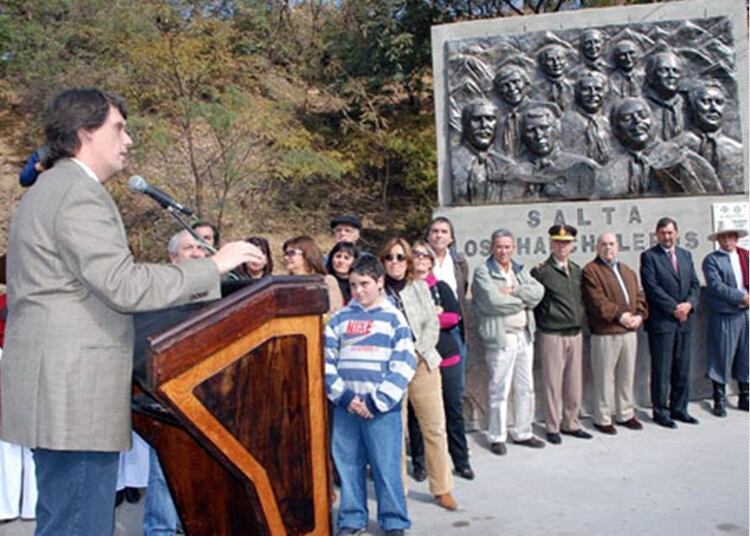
left=116, top=432, right=151, bottom=490
left=433, top=252, right=458, bottom=296
left=0, top=440, right=37, bottom=520
left=727, top=250, right=744, bottom=290
left=485, top=332, right=535, bottom=442
left=0, top=347, right=38, bottom=520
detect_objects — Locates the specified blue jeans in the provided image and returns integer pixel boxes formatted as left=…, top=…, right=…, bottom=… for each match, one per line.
left=143, top=447, right=180, bottom=536
left=450, top=326, right=467, bottom=393
left=332, top=405, right=410, bottom=532
left=33, top=448, right=119, bottom=536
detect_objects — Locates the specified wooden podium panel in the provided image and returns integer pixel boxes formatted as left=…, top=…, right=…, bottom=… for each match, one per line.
left=133, top=276, right=332, bottom=536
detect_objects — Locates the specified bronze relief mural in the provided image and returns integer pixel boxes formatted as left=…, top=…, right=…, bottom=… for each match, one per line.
left=445, top=17, right=744, bottom=206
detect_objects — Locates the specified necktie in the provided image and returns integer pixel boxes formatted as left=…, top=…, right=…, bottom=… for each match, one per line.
left=584, top=115, right=609, bottom=163
left=699, top=133, right=719, bottom=170
left=660, top=98, right=683, bottom=140
left=628, top=152, right=649, bottom=193
left=669, top=249, right=679, bottom=274
left=503, top=112, right=519, bottom=157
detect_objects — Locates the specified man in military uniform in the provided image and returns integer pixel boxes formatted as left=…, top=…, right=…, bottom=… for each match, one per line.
left=531, top=225, right=592, bottom=445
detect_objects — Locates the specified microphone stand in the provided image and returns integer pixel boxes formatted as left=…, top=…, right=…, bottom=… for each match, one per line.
left=165, top=206, right=246, bottom=281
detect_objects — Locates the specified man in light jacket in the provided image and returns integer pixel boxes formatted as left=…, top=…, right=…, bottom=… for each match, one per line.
left=472, top=229, right=545, bottom=455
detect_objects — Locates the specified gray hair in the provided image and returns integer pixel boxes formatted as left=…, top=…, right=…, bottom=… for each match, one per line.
left=167, top=230, right=187, bottom=256
left=491, top=228, right=515, bottom=242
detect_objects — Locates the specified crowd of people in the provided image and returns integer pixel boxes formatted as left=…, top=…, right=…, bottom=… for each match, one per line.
left=0, top=87, right=747, bottom=536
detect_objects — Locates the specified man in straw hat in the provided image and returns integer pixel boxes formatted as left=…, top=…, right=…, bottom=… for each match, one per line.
left=702, top=222, right=749, bottom=416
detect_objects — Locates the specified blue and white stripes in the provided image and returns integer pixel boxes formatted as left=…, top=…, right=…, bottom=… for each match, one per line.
left=325, top=299, right=417, bottom=415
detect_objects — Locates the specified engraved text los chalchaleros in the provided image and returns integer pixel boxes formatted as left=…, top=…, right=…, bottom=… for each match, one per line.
left=446, top=17, right=744, bottom=205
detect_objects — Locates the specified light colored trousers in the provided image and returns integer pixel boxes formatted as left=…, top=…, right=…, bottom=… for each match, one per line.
left=590, top=332, right=637, bottom=425
left=538, top=332, right=583, bottom=433
left=0, top=440, right=37, bottom=519
left=485, top=331, right=535, bottom=443
left=116, top=432, right=150, bottom=490
left=0, top=347, right=37, bottom=520
left=402, top=359, right=453, bottom=496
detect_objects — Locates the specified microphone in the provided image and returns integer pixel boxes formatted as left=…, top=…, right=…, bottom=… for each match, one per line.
left=128, top=175, right=193, bottom=216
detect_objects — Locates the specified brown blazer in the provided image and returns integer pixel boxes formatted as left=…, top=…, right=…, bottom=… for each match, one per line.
left=1, top=160, right=221, bottom=451
left=581, top=257, right=648, bottom=335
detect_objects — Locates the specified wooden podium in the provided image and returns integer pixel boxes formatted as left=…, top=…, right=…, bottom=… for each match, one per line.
left=132, top=276, right=332, bottom=536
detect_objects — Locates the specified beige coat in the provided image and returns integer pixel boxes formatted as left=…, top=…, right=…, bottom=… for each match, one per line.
left=1, top=160, right=220, bottom=451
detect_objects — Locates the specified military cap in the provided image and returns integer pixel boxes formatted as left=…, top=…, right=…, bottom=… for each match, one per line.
left=548, top=224, right=578, bottom=241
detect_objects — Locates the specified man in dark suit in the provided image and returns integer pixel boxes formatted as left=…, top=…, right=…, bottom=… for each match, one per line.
left=640, top=217, right=701, bottom=428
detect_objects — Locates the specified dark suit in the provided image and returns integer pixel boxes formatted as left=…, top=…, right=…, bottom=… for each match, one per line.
left=640, top=245, right=700, bottom=419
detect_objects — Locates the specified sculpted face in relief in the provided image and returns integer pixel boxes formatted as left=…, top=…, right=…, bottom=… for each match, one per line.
left=444, top=13, right=745, bottom=205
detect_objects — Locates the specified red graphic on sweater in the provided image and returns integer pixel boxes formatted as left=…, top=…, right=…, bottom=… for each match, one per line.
left=345, top=320, right=373, bottom=336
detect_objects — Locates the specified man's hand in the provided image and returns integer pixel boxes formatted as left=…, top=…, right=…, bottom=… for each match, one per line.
left=619, top=311, right=634, bottom=328
left=499, top=285, right=514, bottom=295
left=673, top=302, right=692, bottom=323
left=211, top=241, right=265, bottom=275
left=347, top=396, right=374, bottom=420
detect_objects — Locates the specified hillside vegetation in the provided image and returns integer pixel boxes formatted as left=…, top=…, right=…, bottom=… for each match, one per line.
left=0, top=0, right=625, bottom=260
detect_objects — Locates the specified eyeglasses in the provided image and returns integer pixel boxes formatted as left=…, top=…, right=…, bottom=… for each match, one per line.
left=284, top=248, right=304, bottom=258
left=413, top=251, right=432, bottom=260
left=384, top=253, right=406, bottom=262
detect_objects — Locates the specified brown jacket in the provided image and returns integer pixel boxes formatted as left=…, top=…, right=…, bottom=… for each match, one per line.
left=581, top=257, right=648, bottom=335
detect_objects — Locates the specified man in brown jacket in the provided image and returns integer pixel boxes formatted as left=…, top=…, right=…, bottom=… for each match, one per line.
left=581, top=233, right=649, bottom=434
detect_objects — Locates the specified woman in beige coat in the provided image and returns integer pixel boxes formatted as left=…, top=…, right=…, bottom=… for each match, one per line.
left=379, top=237, right=457, bottom=511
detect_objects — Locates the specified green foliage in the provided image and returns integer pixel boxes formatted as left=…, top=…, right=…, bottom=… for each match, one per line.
left=1, top=0, right=648, bottom=260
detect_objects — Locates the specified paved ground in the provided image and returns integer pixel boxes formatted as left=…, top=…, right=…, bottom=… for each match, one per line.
left=1, top=400, right=748, bottom=536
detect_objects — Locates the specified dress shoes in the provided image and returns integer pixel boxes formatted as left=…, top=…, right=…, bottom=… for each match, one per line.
left=546, top=433, right=562, bottom=445
left=560, top=428, right=593, bottom=439
left=385, top=530, right=405, bottom=536
left=653, top=414, right=677, bottom=428
left=435, top=492, right=458, bottom=510
left=513, top=437, right=546, bottom=449
left=412, top=464, right=427, bottom=482
left=615, top=417, right=643, bottom=430
left=671, top=412, right=699, bottom=425
left=489, top=441, right=507, bottom=455
left=593, top=423, right=617, bottom=435
left=454, top=465, right=475, bottom=480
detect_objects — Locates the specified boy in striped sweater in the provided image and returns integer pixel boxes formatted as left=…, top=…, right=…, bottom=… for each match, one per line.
left=325, top=255, right=417, bottom=536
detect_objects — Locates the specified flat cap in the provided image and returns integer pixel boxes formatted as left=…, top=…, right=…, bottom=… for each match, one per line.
left=330, top=214, right=362, bottom=230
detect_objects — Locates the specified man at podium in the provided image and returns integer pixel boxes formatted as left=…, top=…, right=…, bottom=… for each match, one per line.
left=0, top=88, right=263, bottom=536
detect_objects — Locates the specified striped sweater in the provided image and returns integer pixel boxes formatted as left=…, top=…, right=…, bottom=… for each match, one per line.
left=325, top=298, right=417, bottom=415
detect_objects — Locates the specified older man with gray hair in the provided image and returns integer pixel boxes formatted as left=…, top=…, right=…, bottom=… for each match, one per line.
left=472, top=229, right=546, bottom=455
left=168, top=229, right=207, bottom=263
left=581, top=232, right=649, bottom=434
